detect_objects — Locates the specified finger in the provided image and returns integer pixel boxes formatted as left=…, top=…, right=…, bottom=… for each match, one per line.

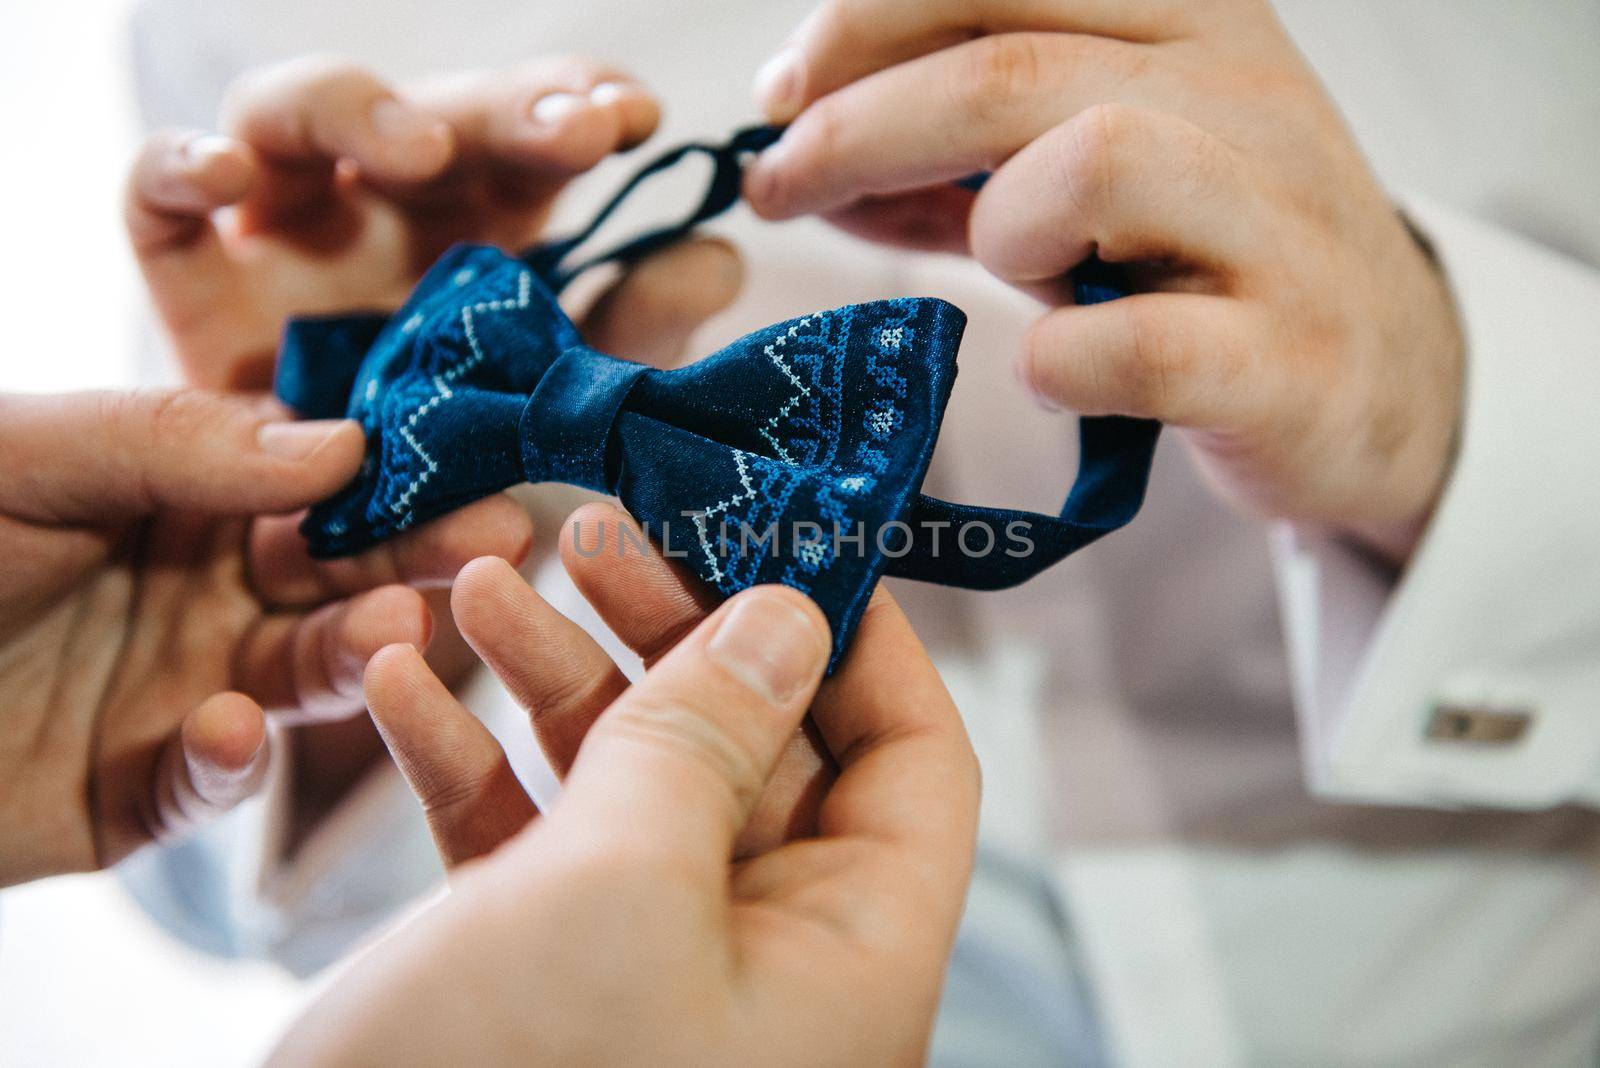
left=1020, top=290, right=1264, bottom=426
left=578, top=238, right=744, bottom=366
left=0, top=391, right=364, bottom=525
left=148, top=692, right=271, bottom=843
left=410, top=57, right=660, bottom=178
left=450, top=555, right=627, bottom=776
left=820, top=186, right=975, bottom=254
left=558, top=505, right=837, bottom=854
left=756, top=0, right=1193, bottom=122
left=125, top=132, right=257, bottom=369
left=366, top=643, right=537, bottom=868
left=125, top=130, right=256, bottom=259
left=747, top=33, right=1168, bottom=220
left=249, top=493, right=534, bottom=608
left=970, top=105, right=1263, bottom=286
left=234, top=585, right=433, bottom=723
left=560, top=586, right=831, bottom=869
left=800, top=591, right=972, bottom=895
left=558, top=503, right=719, bottom=667
left=223, top=56, right=455, bottom=184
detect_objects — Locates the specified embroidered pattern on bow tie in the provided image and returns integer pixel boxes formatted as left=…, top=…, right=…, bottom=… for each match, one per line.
left=275, top=125, right=1162, bottom=668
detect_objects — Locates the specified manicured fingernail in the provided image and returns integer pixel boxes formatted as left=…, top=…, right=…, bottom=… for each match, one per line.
left=531, top=91, right=588, bottom=126
left=257, top=419, right=354, bottom=459
left=589, top=81, right=628, bottom=106
left=371, top=98, right=436, bottom=142
left=184, top=133, right=237, bottom=168
left=753, top=47, right=802, bottom=121
left=707, top=593, right=826, bottom=705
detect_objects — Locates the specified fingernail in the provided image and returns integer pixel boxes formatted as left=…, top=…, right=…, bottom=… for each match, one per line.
left=742, top=136, right=790, bottom=215
left=371, top=98, right=435, bottom=143
left=530, top=91, right=588, bottom=126
left=588, top=81, right=628, bottom=107
left=753, top=47, right=802, bottom=121
left=184, top=134, right=237, bottom=168
left=707, top=593, right=826, bottom=705
left=257, top=419, right=354, bottom=460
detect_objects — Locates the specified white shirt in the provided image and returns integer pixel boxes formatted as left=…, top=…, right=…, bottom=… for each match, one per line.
left=121, top=2, right=1600, bottom=1064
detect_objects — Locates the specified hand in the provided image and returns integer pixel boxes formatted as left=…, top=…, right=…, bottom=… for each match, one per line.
left=0, top=390, right=532, bottom=886
left=744, top=0, right=1465, bottom=562
left=271, top=571, right=979, bottom=1066
left=126, top=54, right=668, bottom=390
left=366, top=502, right=840, bottom=868
left=126, top=53, right=747, bottom=841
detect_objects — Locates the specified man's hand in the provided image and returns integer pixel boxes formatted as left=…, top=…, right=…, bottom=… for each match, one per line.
left=0, top=390, right=532, bottom=886
left=744, top=0, right=1465, bottom=562
left=272, top=573, right=979, bottom=1067
left=340, top=502, right=837, bottom=869
left=126, top=54, right=664, bottom=391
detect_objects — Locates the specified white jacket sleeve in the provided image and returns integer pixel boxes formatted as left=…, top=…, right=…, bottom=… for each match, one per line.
left=1276, top=196, right=1600, bottom=810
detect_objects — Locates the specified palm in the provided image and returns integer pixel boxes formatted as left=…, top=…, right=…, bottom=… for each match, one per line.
left=1, top=514, right=256, bottom=878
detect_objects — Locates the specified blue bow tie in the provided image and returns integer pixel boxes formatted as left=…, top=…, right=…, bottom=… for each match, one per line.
left=276, top=126, right=1160, bottom=668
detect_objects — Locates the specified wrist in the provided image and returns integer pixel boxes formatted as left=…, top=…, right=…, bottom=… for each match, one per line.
left=1343, top=209, right=1466, bottom=567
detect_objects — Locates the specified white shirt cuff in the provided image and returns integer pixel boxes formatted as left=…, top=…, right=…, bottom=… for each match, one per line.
left=1276, top=196, right=1600, bottom=809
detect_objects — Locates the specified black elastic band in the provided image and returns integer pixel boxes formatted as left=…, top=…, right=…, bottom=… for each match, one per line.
left=525, top=124, right=781, bottom=292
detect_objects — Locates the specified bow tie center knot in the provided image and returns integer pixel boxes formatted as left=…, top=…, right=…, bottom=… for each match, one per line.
left=518, top=344, right=650, bottom=494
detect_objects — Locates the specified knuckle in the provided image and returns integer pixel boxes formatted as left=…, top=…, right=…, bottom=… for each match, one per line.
left=95, top=390, right=172, bottom=506
left=602, top=694, right=765, bottom=815
left=223, top=54, right=375, bottom=132
left=101, top=388, right=173, bottom=447
left=273, top=54, right=373, bottom=95
left=803, top=99, right=847, bottom=174
left=954, top=35, right=1046, bottom=128
left=528, top=662, right=619, bottom=726
left=1059, top=103, right=1136, bottom=210
left=145, top=388, right=234, bottom=450
left=420, top=758, right=518, bottom=821
left=811, top=0, right=866, bottom=54
left=1119, top=303, right=1187, bottom=414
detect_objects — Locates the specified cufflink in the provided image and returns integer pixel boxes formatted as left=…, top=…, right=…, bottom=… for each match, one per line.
left=1424, top=703, right=1533, bottom=745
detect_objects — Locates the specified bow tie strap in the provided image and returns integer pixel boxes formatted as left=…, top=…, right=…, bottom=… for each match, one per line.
left=526, top=124, right=782, bottom=293
left=879, top=257, right=1163, bottom=589
left=884, top=415, right=1160, bottom=589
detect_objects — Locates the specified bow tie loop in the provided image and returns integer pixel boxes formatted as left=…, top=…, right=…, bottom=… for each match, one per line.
left=519, top=344, right=649, bottom=494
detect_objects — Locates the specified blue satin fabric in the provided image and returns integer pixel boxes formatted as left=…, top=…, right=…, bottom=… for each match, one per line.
left=276, top=126, right=1160, bottom=668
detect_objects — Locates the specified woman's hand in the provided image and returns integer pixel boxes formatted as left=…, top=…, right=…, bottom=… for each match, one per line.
left=272, top=564, right=979, bottom=1066
left=123, top=54, right=748, bottom=842
left=744, top=0, right=1465, bottom=563
left=0, top=390, right=531, bottom=886
left=126, top=54, right=689, bottom=391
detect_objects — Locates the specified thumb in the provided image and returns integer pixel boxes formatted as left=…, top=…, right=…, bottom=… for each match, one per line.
left=556, top=585, right=830, bottom=869
left=0, top=390, right=364, bottom=525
